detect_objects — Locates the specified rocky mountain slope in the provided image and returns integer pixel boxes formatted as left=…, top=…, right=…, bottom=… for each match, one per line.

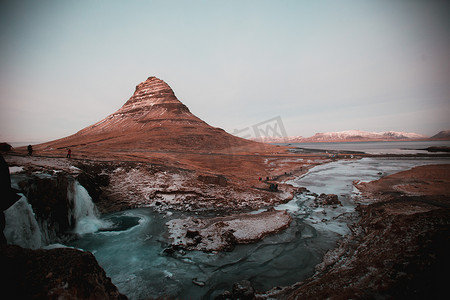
left=431, top=130, right=450, bottom=139
left=33, top=76, right=271, bottom=158
left=10, top=77, right=312, bottom=214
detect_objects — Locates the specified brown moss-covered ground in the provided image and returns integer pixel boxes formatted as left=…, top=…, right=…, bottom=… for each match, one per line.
left=4, top=151, right=330, bottom=214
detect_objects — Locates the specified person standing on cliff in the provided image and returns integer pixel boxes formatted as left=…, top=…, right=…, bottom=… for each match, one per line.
left=27, top=145, right=33, bottom=156
left=66, top=148, right=71, bottom=159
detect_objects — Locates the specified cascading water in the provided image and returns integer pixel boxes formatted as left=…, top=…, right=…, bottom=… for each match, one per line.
left=7, top=157, right=449, bottom=299
left=4, top=195, right=43, bottom=249
left=68, top=181, right=111, bottom=235
left=4, top=177, right=108, bottom=248
left=68, top=157, right=450, bottom=299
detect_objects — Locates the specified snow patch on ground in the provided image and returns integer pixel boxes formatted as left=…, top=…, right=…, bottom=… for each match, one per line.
left=9, top=166, right=24, bottom=174
left=167, top=210, right=292, bottom=251
left=5, top=156, right=79, bottom=173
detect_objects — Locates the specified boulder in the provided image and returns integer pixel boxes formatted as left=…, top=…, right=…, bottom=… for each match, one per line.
left=317, top=193, right=341, bottom=206
left=192, top=278, right=206, bottom=287
left=214, top=280, right=256, bottom=300
left=1, top=245, right=127, bottom=299
left=214, top=290, right=232, bottom=300
left=0, top=143, right=12, bottom=152
left=186, top=229, right=200, bottom=239
left=232, top=280, right=256, bottom=300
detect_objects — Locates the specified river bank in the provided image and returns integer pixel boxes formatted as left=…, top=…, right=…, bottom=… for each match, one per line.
left=266, top=163, right=450, bottom=299
left=2, top=153, right=450, bottom=299
left=3, top=152, right=323, bottom=214
left=1, top=152, right=330, bottom=299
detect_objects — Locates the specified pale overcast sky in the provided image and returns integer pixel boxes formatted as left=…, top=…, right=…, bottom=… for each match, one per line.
left=1, top=0, right=449, bottom=144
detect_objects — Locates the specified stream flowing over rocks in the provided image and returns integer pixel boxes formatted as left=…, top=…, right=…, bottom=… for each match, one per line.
left=5, top=172, right=109, bottom=248
left=3, top=156, right=449, bottom=299
left=1, top=163, right=126, bottom=299
left=269, top=162, right=450, bottom=299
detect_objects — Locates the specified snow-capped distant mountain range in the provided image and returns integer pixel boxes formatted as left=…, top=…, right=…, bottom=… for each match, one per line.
left=308, top=130, right=426, bottom=141
left=251, top=130, right=436, bottom=143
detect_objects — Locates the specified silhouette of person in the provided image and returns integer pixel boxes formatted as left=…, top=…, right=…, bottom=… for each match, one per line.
left=66, top=149, right=71, bottom=158
left=27, top=145, right=33, bottom=156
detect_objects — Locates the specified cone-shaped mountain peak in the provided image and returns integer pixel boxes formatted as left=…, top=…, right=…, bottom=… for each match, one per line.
left=35, top=76, right=264, bottom=155
left=114, top=76, right=195, bottom=121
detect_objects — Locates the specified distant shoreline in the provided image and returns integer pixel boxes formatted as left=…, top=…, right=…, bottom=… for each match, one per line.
left=264, top=137, right=450, bottom=144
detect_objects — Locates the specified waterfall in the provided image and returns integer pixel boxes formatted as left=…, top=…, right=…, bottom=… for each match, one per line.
left=69, top=181, right=111, bottom=235
left=4, top=178, right=110, bottom=249
left=4, top=195, right=43, bottom=249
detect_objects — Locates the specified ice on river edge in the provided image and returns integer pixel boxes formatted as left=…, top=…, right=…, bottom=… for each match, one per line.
left=4, top=178, right=111, bottom=249
left=6, top=156, right=450, bottom=299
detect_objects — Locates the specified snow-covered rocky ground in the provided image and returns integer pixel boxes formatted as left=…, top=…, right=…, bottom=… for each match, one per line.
left=166, top=209, right=292, bottom=251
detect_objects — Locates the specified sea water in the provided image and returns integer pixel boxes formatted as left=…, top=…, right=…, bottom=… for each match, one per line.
left=286, top=140, right=450, bottom=155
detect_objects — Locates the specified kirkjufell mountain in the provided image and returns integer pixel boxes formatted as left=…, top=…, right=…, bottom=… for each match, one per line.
left=35, top=76, right=269, bottom=158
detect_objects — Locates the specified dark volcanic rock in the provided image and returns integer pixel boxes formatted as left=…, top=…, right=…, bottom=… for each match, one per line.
left=215, top=280, right=256, bottom=300
left=316, top=193, right=341, bottom=206
left=1, top=154, right=21, bottom=245
left=18, top=173, right=75, bottom=242
left=0, top=143, right=13, bottom=152
left=75, top=170, right=109, bottom=203
left=232, top=280, right=256, bottom=300
left=185, top=229, right=200, bottom=239
left=1, top=245, right=127, bottom=299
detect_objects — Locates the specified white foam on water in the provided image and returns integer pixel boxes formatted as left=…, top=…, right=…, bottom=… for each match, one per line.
left=66, top=157, right=450, bottom=299
left=70, top=181, right=112, bottom=235
left=43, top=243, right=75, bottom=250
left=275, top=198, right=304, bottom=213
